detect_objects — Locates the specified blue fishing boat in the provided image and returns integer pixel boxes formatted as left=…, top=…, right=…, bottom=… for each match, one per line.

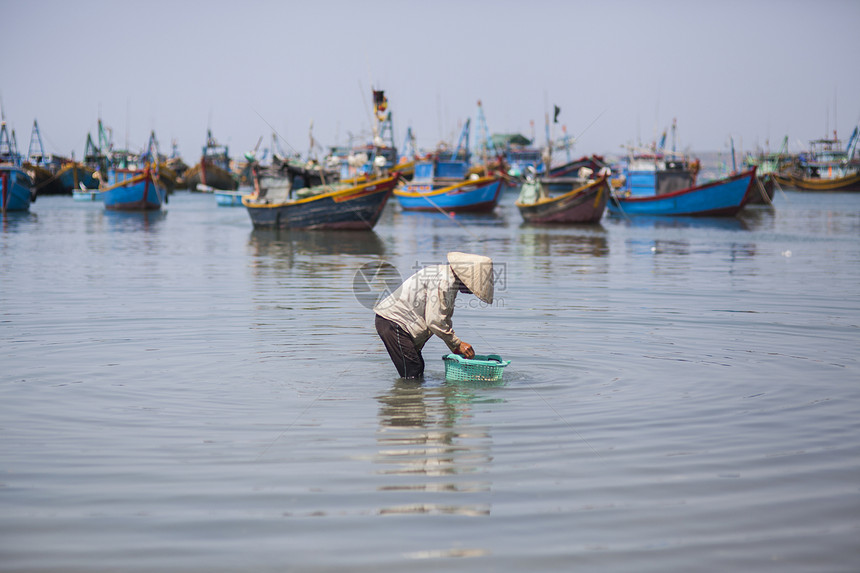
left=394, top=117, right=504, bottom=213
left=56, top=161, right=98, bottom=194
left=215, top=188, right=253, bottom=206
left=608, top=168, right=756, bottom=217
left=1, top=166, right=34, bottom=212
left=394, top=161, right=503, bottom=212
left=1, top=120, right=35, bottom=212
left=242, top=173, right=399, bottom=230
left=100, top=166, right=166, bottom=211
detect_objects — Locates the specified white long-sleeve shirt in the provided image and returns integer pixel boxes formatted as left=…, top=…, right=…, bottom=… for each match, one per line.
left=373, top=264, right=462, bottom=352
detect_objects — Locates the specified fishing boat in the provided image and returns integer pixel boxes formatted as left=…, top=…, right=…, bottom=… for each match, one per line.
left=55, top=161, right=98, bottom=194
left=740, top=136, right=791, bottom=205
left=215, top=187, right=254, bottom=207
left=242, top=172, right=399, bottom=230
left=492, top=132, right=540, bottom=178
left=77, top=120, right=113, bottom=187
left=746, top=173, right=777, bottom=205
left=166, top=140, right=189, bottom=189
left=506, top=106, right=597, bottom=187
left=140, top=131, right=178, bottom=193
left=545, top=154, right=608, bottom=178
left=516, top=173, right=610, bottom=224
left=23, top=120, right=65, bottom=196
left=72, top=131, right=107, bottom=201
left=100, top=165, right=166, bottom=211
left=394, top=160, right=503, bottom=213
left=608, top=168, right=756, bottom=217
left=618, top=151, right=700, bottom=196
left=784, top=170, right=860, bottom=192
left=270, top=155, right=338, bottom=190
left=776, top=127, right=860, bottom=191
left=1, top=166, right=34, bottom=212
left=394, top=117, right=504, bottom=213
left=1, top=120, right=35, bottom=212
left=615, top=119, right=701, bottom=194
left=184, top=129, right=238, bottom=192
left=540, top=156, right=612, bottom=194
left=327, top=88, right=415, bottom=181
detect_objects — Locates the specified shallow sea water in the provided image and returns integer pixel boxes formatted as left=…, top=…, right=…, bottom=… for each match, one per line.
left=1, top=188, right=859, bottom=572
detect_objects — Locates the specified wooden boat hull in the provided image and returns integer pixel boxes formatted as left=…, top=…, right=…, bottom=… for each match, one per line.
left=517, top=177, right=609, bottom=224
left=394, top=176, right=503, bottom=213
left=25, top=163, right=64, bottom=196
left=243, top=174, right=398, bottom=230
left=1, top=167, right=34, bottom=212
left=778, top=171, right=860, bottom=192
left=56, top=163, right=98, bottom=193
left=608, top=169, right=755, bottom=217
left=101, top=169, right=166, bottom=211
left=185, top=160, right=237, bottom=191
left=746, top=173, right=776, bottom=205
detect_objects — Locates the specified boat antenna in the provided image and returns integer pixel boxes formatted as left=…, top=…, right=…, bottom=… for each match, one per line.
left=358, top=81, right=373, bottom=135
left=253, top=109, right=302, bottom=160
left=833, top=87, right=837, bottom=141
left=571, top=108, right=606, bottom=146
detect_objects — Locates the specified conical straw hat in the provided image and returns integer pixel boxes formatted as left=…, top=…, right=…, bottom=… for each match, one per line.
left=447, top=252, right=494, bottom=304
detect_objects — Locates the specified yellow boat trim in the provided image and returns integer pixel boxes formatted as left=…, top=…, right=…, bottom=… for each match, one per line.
left=100, top=172, right=148, bottom=192
left=394, top=175, right=498, bottom=198
left=791, top=172, right=860, bottom=190
left=243, top=174, right=397, bottom=209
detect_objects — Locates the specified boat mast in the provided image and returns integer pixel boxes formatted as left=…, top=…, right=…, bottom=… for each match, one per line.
left=0, top=121, right=15, bottom=164
left=401, top=126, right=416, bottom=162
left=671, top=118, right=677, bottom=156
left=450, top=118, right=471, bottom=162
left=544, top=108, right=551, bottom=168
left=475, top=100, right=498, bottom=167
left=27, top=120, right=48, bottom=166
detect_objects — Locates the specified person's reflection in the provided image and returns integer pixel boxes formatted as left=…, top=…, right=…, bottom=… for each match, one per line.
left=374, top=379, right=497, bottom=516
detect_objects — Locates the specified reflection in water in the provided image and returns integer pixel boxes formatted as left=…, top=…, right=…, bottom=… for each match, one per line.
left=518, top=228, right=610, bottom=279
left=248, top=229, right=385, bottom=259
left=737, top=205, right=776, bottom=231
left=394, top=209, right=508, bottom=228
left=611, top=214, right=751, bottom=231
left=249, top=228, right=386, bottom=258
left=103, top=210, right=168, bottom=232
left=518, top=227, right=609, bottom=259
left=374, top=379, right=501, bottom=516
left=1, top=210, right=38, bottom=232
left=389, top=208, right=512, bottom=257
left=249, top=229, right=385, bottom=255
left=623, top=237, right=759, bottom=280
left=247, top=228, right=387, bottom=280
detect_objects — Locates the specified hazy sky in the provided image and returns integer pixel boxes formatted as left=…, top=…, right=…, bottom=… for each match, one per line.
left=3, top=0, right=859, bottom=161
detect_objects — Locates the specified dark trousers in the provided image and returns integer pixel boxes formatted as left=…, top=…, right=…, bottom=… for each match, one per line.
left=375, top=315, right=424, bottom=379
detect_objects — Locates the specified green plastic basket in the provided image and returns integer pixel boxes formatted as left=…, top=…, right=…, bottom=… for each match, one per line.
left=442, top=353, right=511, bottom=382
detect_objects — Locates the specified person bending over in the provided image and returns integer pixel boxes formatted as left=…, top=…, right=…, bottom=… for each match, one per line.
left=374, top=252, right=494, bottom=379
